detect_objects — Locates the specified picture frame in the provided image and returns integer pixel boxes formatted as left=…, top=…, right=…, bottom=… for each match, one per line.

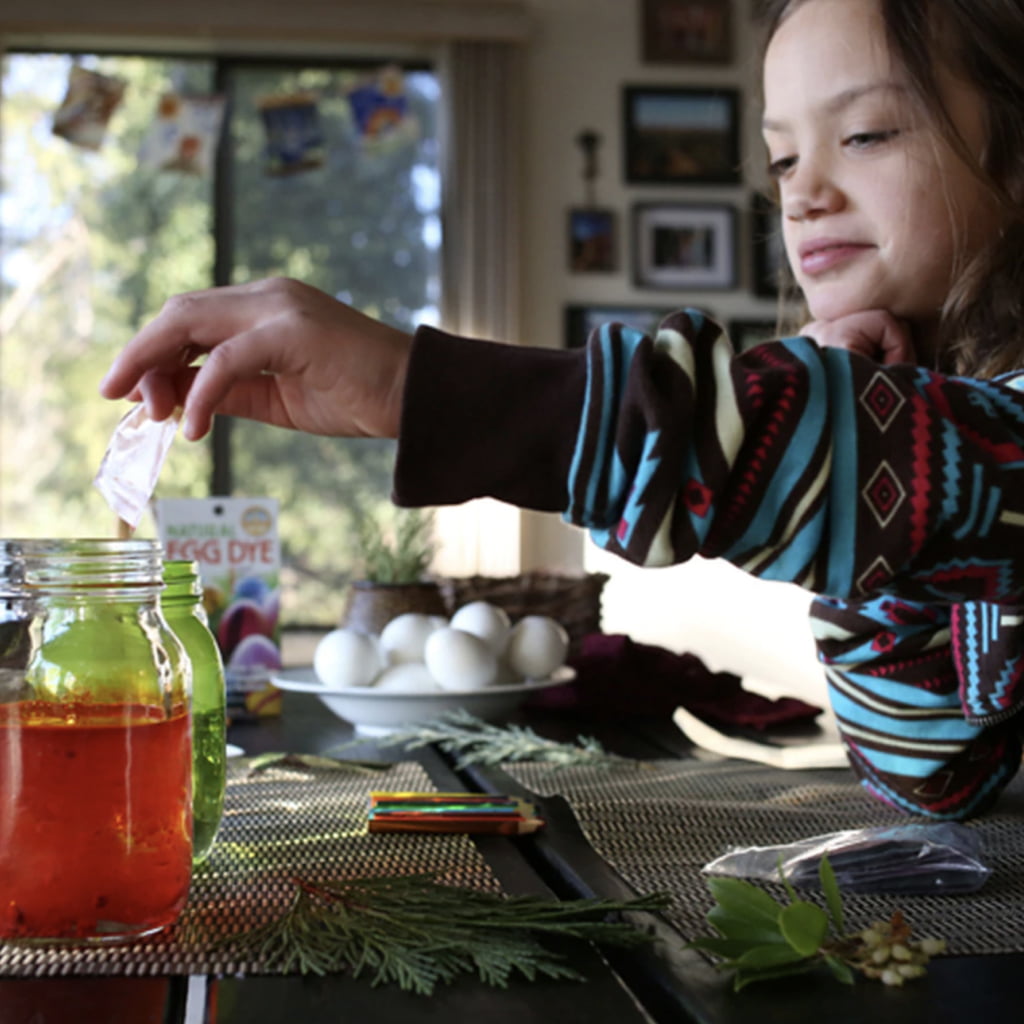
left=728, top=317, right=779, bottom=352
left=641, top=0, right=733, bottom=65
left=633, top=202, right=736, bottom=290
left=564, top=304, right=673, bottom=349
left=567, top=207, right=617, bottom=272
left=623, top=85, right=740, bottom=185
left=751, top=192, right=788, bottom=297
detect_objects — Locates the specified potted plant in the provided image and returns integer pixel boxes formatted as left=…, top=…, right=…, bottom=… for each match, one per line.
left=339, top=507, right=447, bottom=635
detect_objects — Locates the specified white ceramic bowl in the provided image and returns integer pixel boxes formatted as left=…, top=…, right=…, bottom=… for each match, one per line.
left=270, top=666, right=575, bottom=735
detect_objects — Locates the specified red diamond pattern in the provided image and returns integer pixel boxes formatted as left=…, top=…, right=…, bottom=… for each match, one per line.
left=863, top=460, right=905, bottom=527
left=860, top=371, right=906, bottom=432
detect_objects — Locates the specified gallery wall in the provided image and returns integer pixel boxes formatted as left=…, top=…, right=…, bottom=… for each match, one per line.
left=512, top=1, right=823, bottom=704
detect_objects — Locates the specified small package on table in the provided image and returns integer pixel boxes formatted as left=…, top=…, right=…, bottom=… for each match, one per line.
left=155, top=497, right=282, bottom=719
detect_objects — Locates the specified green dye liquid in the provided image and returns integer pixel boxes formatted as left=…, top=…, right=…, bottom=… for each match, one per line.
left=191, top=705, right=227, bottom=864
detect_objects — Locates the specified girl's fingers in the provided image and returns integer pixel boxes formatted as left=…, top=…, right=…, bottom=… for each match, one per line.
left=177, top=322, right=299, bottom=439
left=800, top=311, right=915, bottom=365
left=98, top=283, right=285, bottom=399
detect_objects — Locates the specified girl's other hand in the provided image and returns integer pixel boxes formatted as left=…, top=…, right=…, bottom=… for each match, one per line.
left=99, top=277, right=413, bottom=441
left=799, top=310, right=917, bottom=366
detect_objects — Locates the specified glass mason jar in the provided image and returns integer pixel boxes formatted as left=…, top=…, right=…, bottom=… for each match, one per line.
left=0, top=539, right=193, bottom=942
left=162, top=559, right=226, bottom=864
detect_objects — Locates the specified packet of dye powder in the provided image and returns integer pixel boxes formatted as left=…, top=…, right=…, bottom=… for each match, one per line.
left=93, top=405, right=180, bottom=530
left=155, top=497, right=282, bottom=720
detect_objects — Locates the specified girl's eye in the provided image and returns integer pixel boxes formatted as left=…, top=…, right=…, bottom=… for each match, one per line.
left=767, top=155, right=796, bottom=178
left=844, top=129, right=899, bottom=149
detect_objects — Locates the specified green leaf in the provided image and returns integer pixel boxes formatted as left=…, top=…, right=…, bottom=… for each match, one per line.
left=819, top=855, right=845, bottom=934
left=706, top=877, right=784, bottom=927
left=734, top=943, right=812, bottom=970
left=706, top=906, right=785, bottom=945
left=778, top=901, right=829, bottom=956
left=824, top=955, right=856, bottom=985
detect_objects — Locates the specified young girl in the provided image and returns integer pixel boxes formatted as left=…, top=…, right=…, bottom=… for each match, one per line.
left=101, top=0, right=1024, bottom=819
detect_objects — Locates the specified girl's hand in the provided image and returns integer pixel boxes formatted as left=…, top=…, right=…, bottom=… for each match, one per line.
left=99, top=277, right=413, bottom=441
left=799, top=310, right=917, bottom=366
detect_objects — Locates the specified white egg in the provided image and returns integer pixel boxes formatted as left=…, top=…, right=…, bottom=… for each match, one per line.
left=372, top=662, right=441, bottom=693
left=313, top=628, right=382, bottom=688
left=449, top=601, right=511, bottom=656
left=379, top=612, right=447, bottom=665
left=503, top=616, right=569, bottom=680
left=424, top=627, right=499, bottom=691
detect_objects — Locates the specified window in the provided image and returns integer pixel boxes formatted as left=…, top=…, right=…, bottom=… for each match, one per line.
left=0, top=51, right=442, bottom=625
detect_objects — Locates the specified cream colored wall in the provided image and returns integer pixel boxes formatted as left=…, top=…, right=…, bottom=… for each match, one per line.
left=513, top=0, right=825, bottom=704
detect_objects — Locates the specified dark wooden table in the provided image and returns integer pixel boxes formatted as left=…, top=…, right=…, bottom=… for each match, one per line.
left=1, top=691, right=1019, bottom=1024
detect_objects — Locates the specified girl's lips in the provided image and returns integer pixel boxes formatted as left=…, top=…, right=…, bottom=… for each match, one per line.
left=799, top=240, right=873, bottom=276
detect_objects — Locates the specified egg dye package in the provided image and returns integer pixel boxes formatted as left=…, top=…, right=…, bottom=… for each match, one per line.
left=155, top=497, right=282, bottom=720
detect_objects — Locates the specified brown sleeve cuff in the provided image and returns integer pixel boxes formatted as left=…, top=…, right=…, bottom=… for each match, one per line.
left=393, top=325, right=588, bottom=512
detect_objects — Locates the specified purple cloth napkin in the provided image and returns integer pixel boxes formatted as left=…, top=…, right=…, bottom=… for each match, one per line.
left=530, top=633, right=821, bottom=728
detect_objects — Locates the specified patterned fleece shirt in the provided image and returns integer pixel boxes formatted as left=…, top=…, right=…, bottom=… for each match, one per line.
left=394, top=309, right=1024, bottom=820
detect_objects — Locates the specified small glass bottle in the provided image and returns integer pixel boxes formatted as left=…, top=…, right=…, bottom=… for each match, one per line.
left=162, top=559, right=227, bottom=864
left=0, top=538, right=192, bottom=942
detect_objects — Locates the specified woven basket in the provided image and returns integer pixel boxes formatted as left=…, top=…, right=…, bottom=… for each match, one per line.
left=438, top=571, right=609, bottom=653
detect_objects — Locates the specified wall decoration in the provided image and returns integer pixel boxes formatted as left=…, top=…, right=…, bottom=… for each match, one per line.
left=567, top=130, right=616, bottom=271
left=728, top=318, right=779, bottom=352
left=568, top=208, right=617, bottom=272
left=623, top=85, right=740, bottom=184
left=347, top=65, right=418, bottom=152
left=138, top=93, right=226, bottom=177
left=258, top=92, right=325, bottom=176
left=564, top=304, right=673, bottom=348
left=641, top=0, right=733, bottom=64
left=52, top=65, right=127, bottom=151
left=633, top=202, right=736, bottom=290
left=752, top=191, right=788, bottom=297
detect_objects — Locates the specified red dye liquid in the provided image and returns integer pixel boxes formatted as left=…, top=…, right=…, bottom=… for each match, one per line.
left=0, top=702, right=192, bottom=941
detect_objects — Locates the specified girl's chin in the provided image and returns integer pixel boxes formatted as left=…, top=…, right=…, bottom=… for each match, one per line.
left=804, top=295, right=880, bottom=323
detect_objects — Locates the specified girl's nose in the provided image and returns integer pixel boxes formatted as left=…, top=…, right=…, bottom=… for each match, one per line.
left=781, top=158, right=844, bottom=221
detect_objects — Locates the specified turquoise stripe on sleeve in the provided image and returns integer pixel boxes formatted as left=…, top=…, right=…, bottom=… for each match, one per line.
left=852, top=747, right=947, bottom=777
left=751, top=505, right=825, bottom=581
left=719, top=339, right=841, bottom=581
left=831, top=669, right=962, bottom=709
left=566, top=325, right=648, bottom=526
left=828, top=685, right=981, bottom=740
left=823, top=349, right=857, bottom=594
left=584, top=326, right=619, bottom=518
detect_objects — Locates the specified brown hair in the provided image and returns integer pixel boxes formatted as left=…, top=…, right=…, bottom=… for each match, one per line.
left=755, top=0, right=1024, bottom=377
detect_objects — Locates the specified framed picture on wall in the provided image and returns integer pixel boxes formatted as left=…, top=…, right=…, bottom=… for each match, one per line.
left=567, top=207, right=617, bottom=272
left=623, top=85, right=740, bottom=184
left=752, top=192, right=788, bottom=297
left=633, top=202, right=736, bottom=290
left=640, top=0, right=733, bottom=64
left=564, top=304, right=672, bottom=348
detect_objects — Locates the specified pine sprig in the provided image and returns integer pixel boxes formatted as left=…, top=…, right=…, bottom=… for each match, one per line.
left=381, top=709, right=636, bottom=769
left=690, top=855, right=947, bottom=991
left=225, top=873, right=670, bottom=994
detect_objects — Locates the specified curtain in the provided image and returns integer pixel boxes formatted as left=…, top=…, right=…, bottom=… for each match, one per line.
left=432, top=38, right=525, bottom=577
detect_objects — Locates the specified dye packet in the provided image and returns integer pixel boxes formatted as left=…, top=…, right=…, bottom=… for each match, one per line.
left=702, top=823, right=990, bottom=894
left=93, top=404, right=180, bottom=530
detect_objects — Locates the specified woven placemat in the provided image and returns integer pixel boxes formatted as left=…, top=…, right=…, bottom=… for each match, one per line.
left=504, top=757, right=1024, bottom=956
left=0, top=760, right=502, bottom=978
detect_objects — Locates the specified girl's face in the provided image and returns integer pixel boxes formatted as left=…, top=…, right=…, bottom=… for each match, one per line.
left=762, top=0, right=1000, bottom=354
